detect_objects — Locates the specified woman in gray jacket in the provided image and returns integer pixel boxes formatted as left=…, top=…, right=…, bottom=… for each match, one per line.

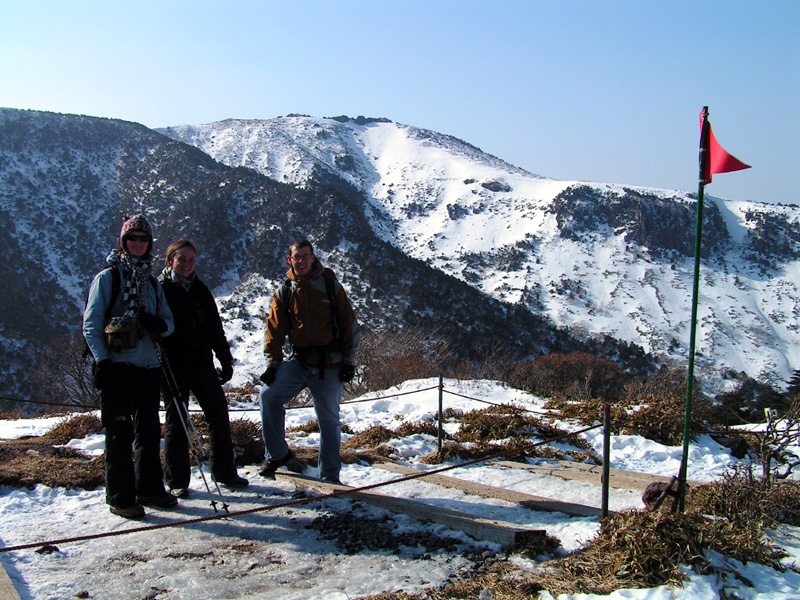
left=83, top=214, right=176, bottom=519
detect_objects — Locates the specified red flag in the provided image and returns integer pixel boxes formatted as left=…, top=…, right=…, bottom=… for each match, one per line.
left=699, top=107, right=751, bottom=184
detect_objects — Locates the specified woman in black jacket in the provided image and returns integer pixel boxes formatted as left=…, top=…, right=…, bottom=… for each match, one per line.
left=158, top=239, right=248, bottom=496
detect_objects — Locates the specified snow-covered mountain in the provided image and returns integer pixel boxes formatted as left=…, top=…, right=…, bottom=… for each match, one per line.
left=161, top=115, right=800, bottom=392
left=4, top=108, right=627, bottom=404
left=1, top=107, right=797, bottom=404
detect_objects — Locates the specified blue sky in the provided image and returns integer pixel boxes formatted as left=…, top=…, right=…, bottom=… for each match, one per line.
left=1, top=1, right=797, bottom=205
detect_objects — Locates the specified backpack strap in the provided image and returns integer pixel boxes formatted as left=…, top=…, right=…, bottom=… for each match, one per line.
left=321, top=268, right=341, bottom=347
left=277, top=278, right=295, bottom=315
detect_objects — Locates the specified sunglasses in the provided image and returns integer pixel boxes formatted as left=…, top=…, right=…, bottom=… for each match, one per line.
left=126, top=234, right=150, bottom=243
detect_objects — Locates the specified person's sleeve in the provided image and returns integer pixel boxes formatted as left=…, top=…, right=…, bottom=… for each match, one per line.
left=206, top=287, right=233, bottom=364
left=264, top=292, right=288, bottom=367
left=156, top=283, right=174, bottom=336
left=82, top=270, right=113, bottom=363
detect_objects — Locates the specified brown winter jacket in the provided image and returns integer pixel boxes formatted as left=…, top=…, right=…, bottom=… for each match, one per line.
left=264, top=260, right=360, bottom=369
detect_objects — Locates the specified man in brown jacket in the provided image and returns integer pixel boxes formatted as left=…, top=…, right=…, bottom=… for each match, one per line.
left=258, top=238, right=360, bottom=483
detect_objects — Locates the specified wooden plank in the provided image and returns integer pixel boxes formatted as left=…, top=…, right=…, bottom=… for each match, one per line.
left=493, top=460, right=702, bottom=492
left=374, top=462, right=602, bottom=517
left=0, top=559, right=22, bottom=600
left=276, top=472, right=546, bottom=550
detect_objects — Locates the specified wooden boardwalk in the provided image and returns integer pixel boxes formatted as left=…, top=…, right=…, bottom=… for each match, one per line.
left=0, top=560, right=21, bottom=600
left=492, top=460, right=701, bottom=491
left=277, top=472, right=546, bottom=550
left=374, top=462, right=602, bottom=517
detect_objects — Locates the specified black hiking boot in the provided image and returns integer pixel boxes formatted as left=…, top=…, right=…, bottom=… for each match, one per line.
left=258, top=450, right=295, bottom=478
left=217, top=473, right=249, bottom=489
left=137, top=493, right=179, bottom=509
left=109, top=503, right=145, bottom=519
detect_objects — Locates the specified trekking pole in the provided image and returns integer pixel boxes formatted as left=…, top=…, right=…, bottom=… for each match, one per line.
left=151, top=334, right=229, bottom=513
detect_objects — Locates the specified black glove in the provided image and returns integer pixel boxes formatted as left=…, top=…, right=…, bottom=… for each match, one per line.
left=139, top=310, right=167, bottom=334
left=92, top=359, right=114, bottom=391
left=260, top=366, right=277, bottom=386
left=218, top=362, right=234, bottom=384
left=339, top=364, right=355, bottom=383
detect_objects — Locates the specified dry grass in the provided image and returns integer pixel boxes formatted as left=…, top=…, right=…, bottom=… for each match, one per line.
left=42, top=413, right=102, bottom=444
left=0, top=416, right=104, bottom=490
left=532, top=508, right=787, bottom=596
left=689, top=465, right=800, bottom=527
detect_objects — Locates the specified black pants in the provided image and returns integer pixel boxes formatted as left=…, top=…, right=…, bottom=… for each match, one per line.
left=100, top=364, right=166, bottom=507
left=162, top=356, right=236, bottom=488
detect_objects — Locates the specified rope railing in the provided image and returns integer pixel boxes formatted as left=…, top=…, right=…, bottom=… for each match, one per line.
left=1, top=397, right=97, bottom=410
left=441, top=388, right=558, bottom=418
left=0, top=421, right=603, bottom=554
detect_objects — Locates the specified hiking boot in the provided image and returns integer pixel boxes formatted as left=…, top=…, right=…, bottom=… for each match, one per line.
left=109, top=503, right=145, bottom=519
left=322, top=477, right=342, bottom=485
left=258, top=450, right=295, bottom=478
left=137, top=493, right=179, bottom=509
left=169, top=487, right=190, bottom=499
left=217, top=474, right=249, bottom=489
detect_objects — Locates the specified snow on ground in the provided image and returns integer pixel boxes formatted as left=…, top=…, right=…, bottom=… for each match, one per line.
left=1, top=379, right=799, bottom=599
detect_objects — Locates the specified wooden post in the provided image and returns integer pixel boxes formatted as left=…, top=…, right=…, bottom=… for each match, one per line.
left=437, top=374, right=444, bottom=453
left=601, top=403, right=611, bottom=518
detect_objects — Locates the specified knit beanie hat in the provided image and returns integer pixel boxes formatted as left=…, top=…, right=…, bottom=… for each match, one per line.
left=119, top=214, right=153, bottom=255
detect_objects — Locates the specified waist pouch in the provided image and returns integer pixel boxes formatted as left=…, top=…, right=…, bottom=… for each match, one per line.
left=105, top=316, right=138, bottom=352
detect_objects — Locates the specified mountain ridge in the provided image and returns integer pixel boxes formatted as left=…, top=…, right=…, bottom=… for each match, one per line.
left=1, top=107, right=798, bottom=406
left=1, top=108, right=647, bottom=405
left=160, top=114, right=800, bottom=392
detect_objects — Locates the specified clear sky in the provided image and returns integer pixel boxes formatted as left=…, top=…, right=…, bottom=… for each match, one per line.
left=1, top=1, right=797, bottom=205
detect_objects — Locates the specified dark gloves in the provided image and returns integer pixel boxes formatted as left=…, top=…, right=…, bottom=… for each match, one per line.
left=92, top=359, right=113, bottom=390
left=218, top=362, right=234, bottom=384
left=260, top=366, right=277, bottom=386
left=339, top=364, right=355, bottom=383
left=139, top=310, right=167, bottom=334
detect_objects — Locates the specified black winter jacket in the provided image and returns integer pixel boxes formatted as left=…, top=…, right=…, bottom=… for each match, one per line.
left=158, top=268, right=233, bottom=368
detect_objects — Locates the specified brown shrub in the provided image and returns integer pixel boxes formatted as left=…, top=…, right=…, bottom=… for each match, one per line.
left=544, top=369, right=723, bottom=447
left=621, top=369, right=719, bottom=445
left=172, top=413, right=265, bottom=467
left=27, top=332, right=99, bottom=412
left=420, top=438, right=534, bottom=464
left=509, top=352, right=622, bottom=403
left=689, top=465, right=800, bottom=527
left=288, top=419, right=320, bottom=434
left=455, top=404, right=537, bottom=443
left=351, top=326, right=456, bottom=397
left=229, top=417, right=265, bottom=466
left=395, top=420, right=440, bottom=438
left=342, top=424, right=395, bottom=449
left=454, top=404, right=589, bottom=449
left=43, top=414, right=103, bottom=445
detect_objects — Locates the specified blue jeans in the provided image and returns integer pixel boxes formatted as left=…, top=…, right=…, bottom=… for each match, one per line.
left=259, top=359, right=342, bottom=481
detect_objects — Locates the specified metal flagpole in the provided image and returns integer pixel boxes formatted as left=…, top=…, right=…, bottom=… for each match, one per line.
left=677, top=106, right=710, bottom=511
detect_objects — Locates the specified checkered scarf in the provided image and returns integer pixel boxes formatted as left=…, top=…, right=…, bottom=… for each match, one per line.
left=106, top=249, right=153, bottom=336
